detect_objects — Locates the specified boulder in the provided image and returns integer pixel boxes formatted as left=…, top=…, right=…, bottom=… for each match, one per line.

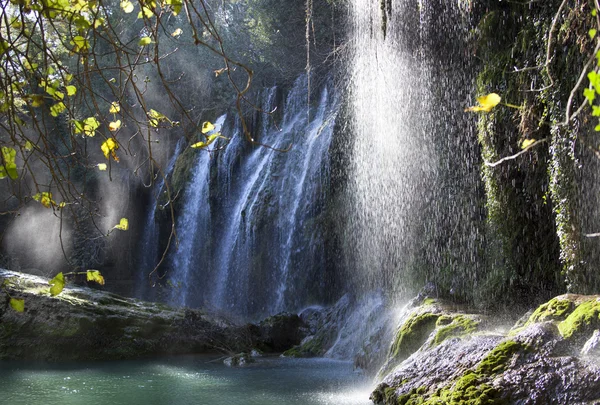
left=372, top=295, right=600, bottom=405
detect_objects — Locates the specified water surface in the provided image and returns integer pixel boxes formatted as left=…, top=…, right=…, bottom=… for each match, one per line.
left=0, top=356, right=373, bottom=405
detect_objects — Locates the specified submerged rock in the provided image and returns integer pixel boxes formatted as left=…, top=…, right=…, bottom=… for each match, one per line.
left=372, top=295, right=600, bottom=405
left=0, top=270, right=299, bottom=361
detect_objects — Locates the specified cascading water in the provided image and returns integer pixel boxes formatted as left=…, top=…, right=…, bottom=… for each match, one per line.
left=166, top=76, right=338, bottom=317
left=137, top=139, right=184, bottom=299
left=167, top=116, right=227, bottom=307
left=343, top=0, right=482, bottom=301
left=343, top=0, right=437, bottom=298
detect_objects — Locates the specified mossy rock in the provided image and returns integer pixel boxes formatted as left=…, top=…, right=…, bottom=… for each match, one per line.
left=558, top=297, right=600, bottom=341
left=476, top=340, right=529, bottom=375
left=511, top=295, right=600, bottom=343
left=431, top=315, right=480, bottom=347
left=526, top=297, right=575, bottom=324
left=391, top=312, right=440, bottom=359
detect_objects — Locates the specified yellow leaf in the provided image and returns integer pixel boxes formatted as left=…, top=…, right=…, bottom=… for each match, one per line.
left=101, top=138, right=119, bottom=161
left=108, top=120, right=121, bottom=132
left=49, top=272, right=65, bottom=296
left=83, top=117, right=100, bottom=137
left=172, top=28, right=183, bottom=37
left=521, top=139, right=536, bottom=149
left=191, top=133, right=220, bottom=149
left=120, top=0, right=134, bottom=13
left=86, top=270, right=105, bottom=285
left=29, top=94, right=44, bottom=107
left=109, top=101, right=120, bottom=114
left=33, top=192, right=55, bottom=208
left=465, top=93, right=502, bottom=113
left=66, top=85, right=77, bottom=96
left=9, top=297, right=24, bottom=312
left=201, top=121, right=215, bottom=134
left=114, top=217, right=129, bottom=231
left=139, top=36, right=152, bottom=46
left=24, top=141, right=33, bottom=151
left=97, top=163, right=107, bottom=171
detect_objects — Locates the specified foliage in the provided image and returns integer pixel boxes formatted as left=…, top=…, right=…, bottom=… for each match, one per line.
left=0, top=0, right=266, bottom=280
left=465, top=93, right=501, bottom=113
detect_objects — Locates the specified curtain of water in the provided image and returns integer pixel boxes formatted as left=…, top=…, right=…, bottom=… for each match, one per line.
left=344, top=0, right=437, bottom=298
left=136, top=139, right=184, bottom=299
left=165, top=77, right=338, bottom=317
left=344, top=0, right=482, bottom=301
left=167, top=116, right=227, bottom=307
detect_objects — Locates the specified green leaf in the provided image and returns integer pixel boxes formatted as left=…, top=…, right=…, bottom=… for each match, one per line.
left=71, top=35, right=89, bottom=52
left=137, top=6, right=154, bottom=18
left=50, top=102, right=66, bottom=117
left=32, top=191, right=55, bottom=208
left=0, top=40, right=9, bottom=57
left=595, top=123, right=600, bottom=131
left=9, top=297, right=24, bottom=312
left=593, top=8, right=598, bottom=17
left=584, top=87, right=596, bottom=105
left=86, top=270, right=105, bottom=285
left=49, top=272, right=65, bottom=296
left=66, top=85, right=77, bottom=96
left=1, top=147, right=18, bottom=180
left=590, top=29, right=597, bottom=40
left=138, top=36, right=152, bottom=46
left=97, top=163, right=107, bottom=171
left=74, top=117, right=100, bottom=137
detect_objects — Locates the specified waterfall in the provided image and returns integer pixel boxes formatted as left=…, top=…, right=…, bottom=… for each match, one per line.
left=167, top=116, right=227, bottom=307
left=344, top=0, right=481, bottom=301
left=166, top=77, right=338, bottom=317
left=137, top=139, right=184, bottom=299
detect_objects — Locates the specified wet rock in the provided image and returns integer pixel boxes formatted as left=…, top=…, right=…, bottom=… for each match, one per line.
left=283, top=294, right=352, bottom=358
left=255, top=312, right=307, bottom=352
left=373, top=295, right=600, bottom=405
left=582, top=330, right=600, bottom=357
left=0, top=270, right=297, bottom=361
left=223, top=352, right=254, bottom=367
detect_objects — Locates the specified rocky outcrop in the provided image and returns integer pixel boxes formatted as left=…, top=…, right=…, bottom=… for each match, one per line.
left=372, top=295, right=600, bottom=404
left=0, top=270, right=305, bottom=361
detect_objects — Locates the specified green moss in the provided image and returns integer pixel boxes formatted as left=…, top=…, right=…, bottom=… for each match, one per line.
left=422, top=298, right=437, bottom=306
left=390, top=312, right=440, bottom=361
left=476, top=340, right=528, bottom=375
left=429, top=371, right=504, bottom=405
left=432, top=315, right=479, bottom=346
left=558, top=298, right=600, bottom=339
left=391, top=372, right=505, bottom=405
left=282, top=347, right=302, bottom=357
left=527, top=297, right=575, bottom=324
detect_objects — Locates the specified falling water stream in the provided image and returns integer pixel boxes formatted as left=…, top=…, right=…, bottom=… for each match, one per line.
left=164, top=76, right=338, bottom=318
